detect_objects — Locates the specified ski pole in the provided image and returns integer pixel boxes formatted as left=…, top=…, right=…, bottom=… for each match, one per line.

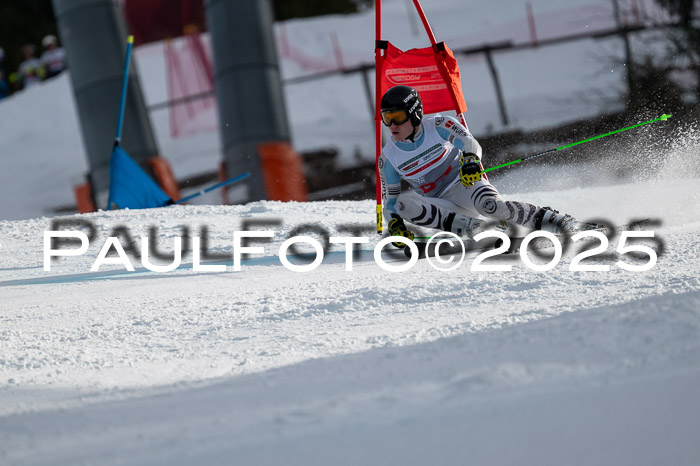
left=108, top=35, right=135, bottom=210
left=483, top=114, right=672, bottom=174
left=114, top=35, right=134, bottom=145
left=174, top=172, right=250, bottom=205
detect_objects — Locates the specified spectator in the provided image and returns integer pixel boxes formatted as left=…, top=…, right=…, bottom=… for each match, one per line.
left=18, top=44, right=43, bottom=89
left=40, top=35, right=67, bottom=79
left=0, top=47, right=10, bottom=100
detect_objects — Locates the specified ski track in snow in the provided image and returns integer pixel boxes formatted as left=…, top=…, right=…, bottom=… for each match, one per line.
left=1, top=177, right=700, bottom=464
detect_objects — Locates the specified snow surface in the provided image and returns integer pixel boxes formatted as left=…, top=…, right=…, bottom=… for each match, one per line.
left=1, top=127, right=700, bottom=462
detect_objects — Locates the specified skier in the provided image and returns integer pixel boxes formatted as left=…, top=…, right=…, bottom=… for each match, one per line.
left=39, top=35, right=67, bottom=80
left=17, top=44, right=43, bottom=90
left=378, top=85, right=587, bottom=245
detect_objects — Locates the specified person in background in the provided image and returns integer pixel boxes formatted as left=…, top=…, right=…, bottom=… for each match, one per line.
left=40, top=35, right=67, bottom=79
left=0, top=47, right=10, bottom=100
left=18, top=44, right=43, bottom=90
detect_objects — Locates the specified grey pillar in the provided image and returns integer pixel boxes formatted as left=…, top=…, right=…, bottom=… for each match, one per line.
left=52, top=0, right=159, bottom=199
left=205, top=0, right=291, bottom=202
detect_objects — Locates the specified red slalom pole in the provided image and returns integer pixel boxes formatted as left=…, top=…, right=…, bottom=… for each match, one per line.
left=411, top=0, right=468, bottom=126
left=412, top=0, right=437, bottom=45
left=375, top=0, right=383, bottom=232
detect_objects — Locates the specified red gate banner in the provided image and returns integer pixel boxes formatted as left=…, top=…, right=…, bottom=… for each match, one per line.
left=377, top=41, right=467, bottom=116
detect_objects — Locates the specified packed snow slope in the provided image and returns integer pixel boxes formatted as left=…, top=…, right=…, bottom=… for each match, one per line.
left=1, top=129, right=700, bottom=464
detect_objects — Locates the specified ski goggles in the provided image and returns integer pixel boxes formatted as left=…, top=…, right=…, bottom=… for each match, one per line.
left=380, top=109, right=409, bottom=126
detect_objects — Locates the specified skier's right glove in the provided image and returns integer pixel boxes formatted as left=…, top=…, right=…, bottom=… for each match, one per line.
left=388, top=215, right=414, bottom=248
left=460, top=153, right=483, bottom=187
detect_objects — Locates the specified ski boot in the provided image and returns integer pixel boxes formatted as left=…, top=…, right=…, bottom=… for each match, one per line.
left=534, top=207, right=580, bottom=234
left=443, top=212, right=508, bottom=238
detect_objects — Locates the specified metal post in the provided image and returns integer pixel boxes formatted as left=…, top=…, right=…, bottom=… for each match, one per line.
left=52, top=0, right=159, bottom=200
left=205, top=0, right=294, bottom=202
left=612, top=0, right=636, bottom=107
left=483, top=47, right=510, bottom=127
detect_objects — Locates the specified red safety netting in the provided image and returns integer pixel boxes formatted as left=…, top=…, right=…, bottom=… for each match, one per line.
left=164, top=32, right=218, bottom=138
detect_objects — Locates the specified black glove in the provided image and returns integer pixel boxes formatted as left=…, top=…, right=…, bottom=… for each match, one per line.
left=460, top=153, right=483, bottom=187
left=388, top=215, right=414, bottom=248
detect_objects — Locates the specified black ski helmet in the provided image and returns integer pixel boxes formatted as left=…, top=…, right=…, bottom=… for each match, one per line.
left=380, top=85, right=423, bottom=127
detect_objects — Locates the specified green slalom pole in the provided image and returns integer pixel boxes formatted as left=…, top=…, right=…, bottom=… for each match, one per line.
left=483, top=114, right=672, bottom=174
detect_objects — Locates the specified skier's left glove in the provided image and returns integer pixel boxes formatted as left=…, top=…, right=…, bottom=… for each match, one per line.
left=460, top=153, right=483, bottom=187
left=388, top=215, right=414, bottom=248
